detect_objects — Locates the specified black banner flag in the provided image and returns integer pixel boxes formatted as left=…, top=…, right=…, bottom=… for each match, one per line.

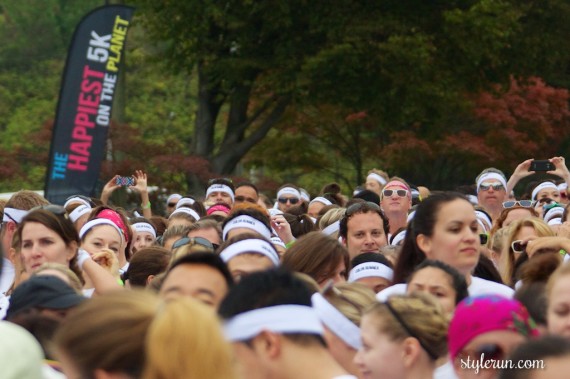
left=44, top=5, right=134, bottom=204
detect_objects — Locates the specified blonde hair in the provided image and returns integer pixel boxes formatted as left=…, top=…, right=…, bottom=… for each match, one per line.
left=54, top=290, right=160, bottom=378
left=324, top=282, right=376, bottom=325
left=318, top=208, right=345, bottom=230
left=34, top=263, right=83, bottom=292
left=500, top=217, right=554, bottom=286
left=364, top=293, right=448, bottom=360
left=143, top=297, right=236, bottom=379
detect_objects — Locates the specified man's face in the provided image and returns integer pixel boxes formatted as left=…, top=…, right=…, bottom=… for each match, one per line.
left=166, top=198, right=179, bottom=216
left=207, top=191, right=234, bottom=206
left=344, top=212, right=388, bottom=260
left=160, top=264, right=228, bottom=308
left=235, top=186, right=258, bottom=205
left=477, top=180, right=507, bottom=210
left=380, top=185, right=411, bottom=215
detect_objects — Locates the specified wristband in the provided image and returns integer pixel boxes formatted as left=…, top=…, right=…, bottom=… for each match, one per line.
left=141, top=201, right=151, bottom=210
left=77, top=248, right=92, bottom=270
left=285, top=240, right=296, bottom=249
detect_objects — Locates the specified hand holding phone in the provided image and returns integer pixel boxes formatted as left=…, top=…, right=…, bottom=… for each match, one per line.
left=529, top=160, right=555, bottom=172
left=115, top=176, right=135, bottom=186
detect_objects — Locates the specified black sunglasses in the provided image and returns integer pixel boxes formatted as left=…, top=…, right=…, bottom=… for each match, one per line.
left=503, top=200, right=534, bottom=208
left=278, top=197, right=299, bottom=204
left=31, top=204, right=67, bottom=217
left=346, top=201, right=381, bottom=217
left=382, top=189, right=408, bottom=198
left=172, top=237, right=214, bottom=251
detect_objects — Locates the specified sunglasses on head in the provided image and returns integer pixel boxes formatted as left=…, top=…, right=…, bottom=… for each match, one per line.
left=382, top=189, right=408, bottom=198
left=172, top=236, right=214, bottom=251
left=511, top=240, right=528, bottom=254
left=346, top=201, right=381, bottom=217
left=278, top=197, right=299, bottom=204
left=31, top=204, right=67, bottom=217
left=503, top=200, right=534, bottom=208
left=479, top=183, right=505, bottom=192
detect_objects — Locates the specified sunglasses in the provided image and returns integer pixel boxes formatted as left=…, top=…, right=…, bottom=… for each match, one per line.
left=278, top=197, right=299, bottom=204
left=382, top=189, right=409, bottom=198
left=511, top=240, right=528, bottom=254
left=538, top=198, right=554, bottom=205
left=503, top=200, right=534, bottom=208
left=167, top=202, right=177, bottom=207
left=346, top=201, right=381, bottom=217
left=31, top=204, right=67, bottom=217
left=479, top=233, right=488, bottom=245
left=457, top=343, right=504, bottom=363
left=479, top=183, right=505, bottom=192
left=172, top=237, right=214, bottom=251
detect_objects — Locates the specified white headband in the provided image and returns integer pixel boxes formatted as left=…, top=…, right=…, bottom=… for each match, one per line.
left=466, top=194, right=479, bottom=205
left=175, top=198, right=195, bottom=209
left=132, top=222, right=157, bottom=239
left=390, top=230, right=406, bottom=246
left=206, top=184, right=235, bottom=202
left=548, top=218, right=562, bottom=226
left=79, top=219, right=123, bottom=241
left=348, top=262, right=394, bottom=283
left=310, top=197, right=333, bottom=207
left=300, top=189, right=311, bottom=203
left=367, top=173, right=387, bottom=186
left=69, top=205, right=91, bottom=223
left=558, top=183, right=568, bottom=191
left=223, top=305, right=324, bottom=342
left=476, top=173, right=507, bottom=193
left=475, top=211, right=492, bottom=232
left=270, top=236, right=286, bottom=249
left=219, top=239, right=280, bottom=266
left=268, top=208, right=283, bottom=216
left=406, top=210, right=416, bottom=224
left=277, top=187, right=301, bottom=199
left=532, top=182, right=558, bottom=200
left=169, top=207, right=200, bottom=221
left=2, top=208, right=29, bottom=223
left=311, top=293, right=361, bottom=350
left=544, top=207, right=564, bottom=223
left=166, top=194, right=182, bottom=204
left=63, top=197, right=91, bottom=209
left=322, top=221, right=340, bottom=236
left=222, top=215, right=272, bottom=241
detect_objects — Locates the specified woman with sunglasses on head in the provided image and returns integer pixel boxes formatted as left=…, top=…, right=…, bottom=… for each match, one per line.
left=17, top=206, right=121, bottom=296
left=379, top=178, right=413, bottom=236
left=499, top=218, right=554, bottom=287
left=448, top=294, right=539, bottom=379
left=354, top=292, right=448, bottom=379
left=378, top=192, right=514, bottom=301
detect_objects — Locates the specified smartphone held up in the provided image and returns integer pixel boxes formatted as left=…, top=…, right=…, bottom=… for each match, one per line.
left=529, top=160, right=555, bottom=172
left=115, top=176, right=135, bottom=186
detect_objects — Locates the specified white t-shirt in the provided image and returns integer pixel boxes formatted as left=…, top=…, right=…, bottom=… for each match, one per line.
left=377, top=276, right=514, bottom=301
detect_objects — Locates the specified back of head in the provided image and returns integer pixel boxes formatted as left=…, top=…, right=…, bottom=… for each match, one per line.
left=364, top=292, right=448, bottom=360
left=54, top=290, right=160, bottom=378
left=143, top=297, right=236, bottom=379
left=124, top=246, right=171, bottom=287
left=283, top=213, right=316, bottom=238
left=5, top=190, right=49, bottom=210
left=323, top=282, right=376, bottom=325
left=352, top=190, right=380, bottom=205
left=219, top=269, right=324, bottom=346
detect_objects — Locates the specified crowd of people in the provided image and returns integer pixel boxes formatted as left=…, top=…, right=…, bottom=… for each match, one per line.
left=1, top=157, right=570, bottom=379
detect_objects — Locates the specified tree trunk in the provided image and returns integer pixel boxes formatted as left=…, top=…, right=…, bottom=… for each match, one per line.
left=193, top=62, right=224, bottom=157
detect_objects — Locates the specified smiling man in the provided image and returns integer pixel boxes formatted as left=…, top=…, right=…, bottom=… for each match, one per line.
left=339, top=201, right=389, bottom=260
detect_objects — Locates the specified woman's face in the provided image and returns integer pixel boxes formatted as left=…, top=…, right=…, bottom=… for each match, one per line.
left=323, top=327, right=359, bottom=377
left=407, top=266, right=457, bottom=314
left=537, top=188, right=561, bottom=203
left=133, top=231, right=155, bottom=252
left=307, top=202, right=325, bottom=219
left=547, top=275, right=570, bottom=338
left=417, top=199, right=479, bottom=276
left=318, top=260, right=347, bottom=288
left=365, top=179, right=382, bottom=195
left=512, top=226, right=538, bottom=258
left=20, top=222, right=75, bottom=273
left=354, top=314, right=406, bottom=379
left=503, top=208, right=534, bottom=228
left=81, top=225, right=122, bottom=258
left=227, top=254, right=275, bottom=282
